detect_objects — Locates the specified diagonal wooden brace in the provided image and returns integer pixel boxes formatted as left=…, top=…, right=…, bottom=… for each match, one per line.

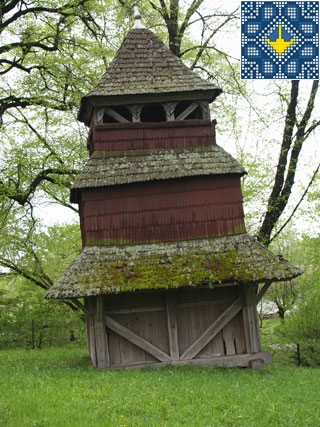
left=180, top=297, right=244, bottom=361
left=105, top=315, right=171, bottom=363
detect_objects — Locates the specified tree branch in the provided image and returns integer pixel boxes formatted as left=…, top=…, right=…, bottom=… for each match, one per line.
left=270, top=163, right=320, bottom=244
left=257, top=80, right=299, bottom=245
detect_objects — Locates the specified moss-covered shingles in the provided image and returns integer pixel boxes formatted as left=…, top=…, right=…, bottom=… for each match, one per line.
left=45, top=234, right=301, bottom=299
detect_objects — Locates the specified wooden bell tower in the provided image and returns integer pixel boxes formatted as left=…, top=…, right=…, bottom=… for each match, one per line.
left=46, top=11, right=301, bottom=369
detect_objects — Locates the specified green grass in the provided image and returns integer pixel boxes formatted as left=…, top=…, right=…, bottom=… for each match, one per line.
left=0, top=348, right=319, bottom=427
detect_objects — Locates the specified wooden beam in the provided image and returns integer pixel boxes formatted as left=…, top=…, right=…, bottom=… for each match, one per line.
left=106, top=306, right=165, bottom=315
left=180, top=297, right=243, bottom=361
left=175, top=102, right=198, bottom=121
left=95, top=296, right=110, bottom=368
left=166, top=293, right=179, bottom=361
left=243, top=287, right=262, bottom=353
left=86, top=298, right=97, bottom=367
left=256, top=282, right=272, bottom=304
left=109, top=352, right=272, bottom=370
left=105, top=315, right=171, bottom=363
left=105, top=107, right=130, bottom=123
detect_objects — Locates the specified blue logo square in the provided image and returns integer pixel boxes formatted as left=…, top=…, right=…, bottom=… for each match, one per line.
left=241, top=1, right=319, bottom=79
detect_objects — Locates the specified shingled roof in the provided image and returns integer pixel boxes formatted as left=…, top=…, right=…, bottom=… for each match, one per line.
left=45, top=234, right=301, bottom=299
left=70, top=144, right=246, bottom=198
left=78, top=27, right=222, bottom=125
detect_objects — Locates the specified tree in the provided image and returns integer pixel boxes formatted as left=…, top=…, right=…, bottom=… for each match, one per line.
left=0, top=218, right=83, bottom=311
left=256, top=80, right=320, bottom=246
left=0, top=0, right=118, bottom=209
left=276, top=236, right=320, bottom=365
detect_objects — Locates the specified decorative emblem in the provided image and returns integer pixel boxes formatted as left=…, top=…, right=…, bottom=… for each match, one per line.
left=241, top=1, right=319, bottom=79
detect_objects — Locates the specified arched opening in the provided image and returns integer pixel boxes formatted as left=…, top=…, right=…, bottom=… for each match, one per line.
left=140, top=103, right=166, bottom=122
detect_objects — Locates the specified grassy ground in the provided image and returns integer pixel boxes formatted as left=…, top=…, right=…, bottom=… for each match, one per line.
left=0, top=347, right=319, bottom=427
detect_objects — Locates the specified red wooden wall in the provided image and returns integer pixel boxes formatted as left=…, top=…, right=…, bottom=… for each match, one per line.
left=79, top=174, right=246, bottom=246
left=87, top=120, right=216, bottom=155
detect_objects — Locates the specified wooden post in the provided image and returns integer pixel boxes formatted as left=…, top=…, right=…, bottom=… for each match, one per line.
left=85, top=298, right=97, bottom=367
left=166, top=292, right=179, bottom=361
left=94, top=296, right=110, bottom=368
left=256, top=281, right=272, bottom=304
left=242, top=286, right=262, bottom=353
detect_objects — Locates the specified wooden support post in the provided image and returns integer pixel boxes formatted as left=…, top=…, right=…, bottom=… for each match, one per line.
left=85, top=298, right=97, bottom=367
left=256, top=281, right=272, bottom=304
left=166, top=293, right=179, bottom=361
left=95, top=296, right=110, bottom=368
left=243, top=286, right=262, bottom=354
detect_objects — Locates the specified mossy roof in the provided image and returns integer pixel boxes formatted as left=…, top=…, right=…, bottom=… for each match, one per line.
left=78, top=27, right=221, bottom=125
left=71, top=144, right=246, bottom=196
left=45, top=234, right=301, bottom=299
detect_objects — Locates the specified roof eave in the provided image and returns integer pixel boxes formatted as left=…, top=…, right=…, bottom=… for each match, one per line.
left=78, top=88, right=222, bottom=126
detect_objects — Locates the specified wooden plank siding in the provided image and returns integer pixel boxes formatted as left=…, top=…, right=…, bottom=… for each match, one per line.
left=86, top=286, right=267, bottom=369
left=79, top=175, right=245, bottom=246
left=87, top=120, right=216, bottom=155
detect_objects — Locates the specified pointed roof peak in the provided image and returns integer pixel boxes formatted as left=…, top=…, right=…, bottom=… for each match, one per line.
left=78, top=22, right=222, bottom=125
left=133, top=6, right=145, bottom=29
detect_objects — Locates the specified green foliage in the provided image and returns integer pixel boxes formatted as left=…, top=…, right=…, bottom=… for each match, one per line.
left=0, top=221, right=82, bottom=289
left=273, top=236, right=320, bottom=366
left=0, top=272, right=85, bottom=349
left=1, top=349, right=320, bottom=426
left=0, top=223, right=84, bottom=348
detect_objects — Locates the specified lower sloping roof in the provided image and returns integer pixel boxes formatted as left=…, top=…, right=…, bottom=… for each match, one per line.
left=45, top=234, right=301, bottom=299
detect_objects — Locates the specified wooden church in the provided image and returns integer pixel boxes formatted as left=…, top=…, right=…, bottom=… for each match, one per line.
left=46, top=11, right=300, bottom=369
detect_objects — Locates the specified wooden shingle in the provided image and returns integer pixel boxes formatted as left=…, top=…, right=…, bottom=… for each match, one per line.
left=45, top=234, right=301, bottom=299
left=71, top=144, right=246, bottom=197
left=78, top=28, right=221, bottom=125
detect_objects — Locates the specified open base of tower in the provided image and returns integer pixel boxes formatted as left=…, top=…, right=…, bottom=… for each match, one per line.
left=85, top=285, right=271, bottom=369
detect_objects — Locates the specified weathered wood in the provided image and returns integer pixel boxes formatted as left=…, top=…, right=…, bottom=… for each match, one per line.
left=231, top=311, right=247, bottom=355
left=108, top=329, right=121, bottom=366
left=105, top=306, right=165, bottom=315
left=94, top=296, right=110, bottom=368
left=105, top=315, right=171, bottom=363
left=180, top=297, right=243, bottom=361
left=85, top=298, right=97, bottom=367
left=177, top=352, right=272, bottom=368
left=197, top=304, right=213, bottom=357
left=154, top=309, right=170, bottom=354
left=105, top=107, right=130, bottom=123
left=249, top=358, right=265, bottom=370
left=222, top=319, right=236, bottom=356
left=109, top=352, right=272, bottom=370
left=256, top=281, right=272, bottom=304
left=118, top=313, right=146, bottom=364
left=243, top=286, right=262, bottom=353
left=85, top=287, right=266, bottom=369
left=140, top=311, right=158, bottom=363
left=241, top=295, right=251, bottom=354
left=176, top=307, right=190, bottom=354
left=175, top=102, right=199, bottom=120
left=176, top=299, right=234, bottom=310
left=166, top=293, right=179, bottom=361
left=209, top=305, right=225, bottom=357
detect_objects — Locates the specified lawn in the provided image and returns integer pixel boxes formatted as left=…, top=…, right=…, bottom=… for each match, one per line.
left=0, top=348, right=319, bottom=426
